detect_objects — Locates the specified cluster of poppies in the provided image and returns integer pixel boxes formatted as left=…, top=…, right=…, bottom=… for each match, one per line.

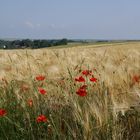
left=0, top=75, right=48, bottom=124
left=35, top=75, right=47, bottom=95
left=35, top=75, right=48, bottom=123
left=75, top=69, right=98, bottom=97
left=0, top=72, right=140, bottom=125
left=27, top=75, right=47, bottom=108
left=0, top=106, right=47, bottom=123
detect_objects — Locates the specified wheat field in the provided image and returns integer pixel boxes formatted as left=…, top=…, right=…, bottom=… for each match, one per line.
left=0, top=42, right=140, bottom=140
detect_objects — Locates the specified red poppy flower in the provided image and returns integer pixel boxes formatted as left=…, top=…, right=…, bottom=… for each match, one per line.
left=75, top=76, right=85, bottom=82
left=76, top=87, right=87, bottom=97
left=36, top=75, right=45, bottom=81
left=38, top=87, right=47, bottom=95
left=27, top=99, right=33, bottom=107
left=0, top=109, right=7, bottom=117
left=90, top=77, right=97, bottom=83
left=36, top=115, right=47, bottom=123
left=82, top=70, right=92, bottom=76
left=132, top=75, right=140, bottom=83
left=80, top=85, right=87, bottom=89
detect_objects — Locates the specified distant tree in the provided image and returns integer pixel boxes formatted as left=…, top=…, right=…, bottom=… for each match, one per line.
left=0, top=38, right=68, bottom=49
left=22, top=39, right=33, bottom=47
left=60, top=38, right=68, bottom=45
left=33, top=40, right=41, bottom=48
left=40, top=40, right=49, bottom=48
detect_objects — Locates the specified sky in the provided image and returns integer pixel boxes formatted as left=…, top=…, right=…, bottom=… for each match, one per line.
left=0, top=0, right=140, bottom=39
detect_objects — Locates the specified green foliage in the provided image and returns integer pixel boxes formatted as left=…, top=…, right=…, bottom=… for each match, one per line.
left=0, top=39, right=68, bottom=49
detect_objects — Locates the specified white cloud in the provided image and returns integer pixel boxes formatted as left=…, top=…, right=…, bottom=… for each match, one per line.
left=47, top=24, right=65, bottom=30
left=24, top=21, right=42, bottom=29
left=25, top=21, right=34, bottom=29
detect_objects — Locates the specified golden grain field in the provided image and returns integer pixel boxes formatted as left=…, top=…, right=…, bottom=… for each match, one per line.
left=0, top=42, right=140, bottom=140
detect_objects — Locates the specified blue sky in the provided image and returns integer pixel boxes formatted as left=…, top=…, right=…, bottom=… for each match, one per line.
left=0, top=0, right=140, bottom=39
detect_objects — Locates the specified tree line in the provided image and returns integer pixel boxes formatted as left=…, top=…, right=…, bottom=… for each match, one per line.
left=0, top=39, right=68, bottom=49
